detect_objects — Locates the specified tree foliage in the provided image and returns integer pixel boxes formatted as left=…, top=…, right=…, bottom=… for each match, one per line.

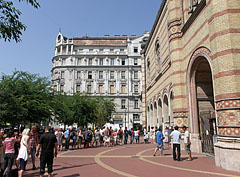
left=52, top=93, right=116, bottom=127
left=0, top=70, right=52, bottom=126
left=0, top=0, right=40, bottom=42
left=0, top=70, right=116, bottom=127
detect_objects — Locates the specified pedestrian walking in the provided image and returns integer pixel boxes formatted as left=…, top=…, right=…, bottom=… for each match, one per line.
left=29, top=125, right=38, bottom=170
left=1, top=130, right=17, bottom=177
left=72, top=128, right=77, bottom=149
left=170, top=126, right=181, bottom=161
left=55, top=129, right=63, bottom=151
left=64, top=128, right=70, bottom=151
left=134, top=128, right=139, bottom=144
left=183, top=126, right=193, bottom=161
left=17, top=128, right=30, bottom=177
left=150, top=127, right=155, bottom=143
left=130, top=128, right=134, bottom=144
left=36, top=126, right=58, bottom=177
left=143, top=128, right=149, bottom=144
left=77, top=127, right=83, bottom=149
left=0, top=130, right=4, bottom=169
left=118, top=127, right=123, bottom=145
left=163, top=126, right=170, bottom=149
left=124, top=127, right=128, bottom=144
left=153, top=128, right=164, bottom=156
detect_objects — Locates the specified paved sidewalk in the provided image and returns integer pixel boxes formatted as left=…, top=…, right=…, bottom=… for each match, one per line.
left=24, top=143, right=240, bottom=177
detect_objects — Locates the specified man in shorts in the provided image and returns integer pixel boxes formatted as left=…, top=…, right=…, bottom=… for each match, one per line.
left=153, top=127, right=164, bottom=156
left=183, top=126, right=192, bottom=161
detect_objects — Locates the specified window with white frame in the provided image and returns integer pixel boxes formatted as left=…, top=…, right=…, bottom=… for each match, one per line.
left=121, top=99, right=126, bottom=109
left=122, top=59, right=125, bottom=65
left=99, top=71, right=103, bottom=79
left=121, top=85, right=126, bottom=93
left=61, top=71, right=64, bottom=79
left=133, top=114, right=140, bottom=121
left=77, top=58, right=81, bottom=65
left=134, top=71, right=138, bottom=79
left=121, top=71, right=126, bottom=79
left=77, top=71, right=81, bottom=79
left=99, top=58, right=103, bottom=65
left=134, top=58, right=138, bottom=65
left=76, top=84, right=81, bottom=92
left=60, top=85, right=64, bottom=92
left=99, top=84, right=103, bottom=94
left=110, top=58, right=114, bottom=65
left=88, top=71, right=92, bottom=79
left=134, top=100, right=138, bottom=109
left=110, top=85, right=115, bottom=94
left=134, top=85, right=138, bottom=93
left=87, top=84, right=92, bottom=93
left=89, top=58, right=93, bottom=65
left=110, top=71, right=114, bottom=79
left=134, top=47, right=138, bottom=53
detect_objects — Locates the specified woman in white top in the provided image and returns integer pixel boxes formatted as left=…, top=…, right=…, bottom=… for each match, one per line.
left=17, top=128, right=30, bottom=177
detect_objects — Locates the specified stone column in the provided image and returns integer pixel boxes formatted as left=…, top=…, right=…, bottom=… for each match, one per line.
left=208, top=0, right=240, bottom=172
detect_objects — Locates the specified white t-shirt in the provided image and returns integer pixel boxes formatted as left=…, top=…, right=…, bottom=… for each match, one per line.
left=170, top=130, right=181, bottom=144
left=134, top=130, right=139, bottom=137
left=184, top=131, right=190, bottom=144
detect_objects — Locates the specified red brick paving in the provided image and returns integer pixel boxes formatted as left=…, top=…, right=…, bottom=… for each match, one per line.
left=22, top=143, right=240, bottom=177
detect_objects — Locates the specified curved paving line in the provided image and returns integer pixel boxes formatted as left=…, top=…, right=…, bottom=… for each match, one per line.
left=137, top=148, right=240, bottom=177
left=94, top=147, right=138, bottom=177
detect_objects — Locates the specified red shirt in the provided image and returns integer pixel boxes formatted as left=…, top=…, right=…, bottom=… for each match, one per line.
left=29, top=131, right=38, bottom=148
left=4, top=137, right=16, bottom=154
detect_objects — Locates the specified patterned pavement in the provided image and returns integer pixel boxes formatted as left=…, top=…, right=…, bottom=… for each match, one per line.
left=23, top=143, right=240, bottom=177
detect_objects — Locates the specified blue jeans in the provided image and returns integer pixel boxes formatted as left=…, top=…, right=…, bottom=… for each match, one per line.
left=124, top=135, right=128, bottom=144
left=1, top=153, right=15, bottom=177
left=130, top=136, right=134, bottom=144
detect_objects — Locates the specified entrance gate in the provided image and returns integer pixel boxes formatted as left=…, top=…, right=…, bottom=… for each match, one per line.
left=199, top=111, right=217, bottom=154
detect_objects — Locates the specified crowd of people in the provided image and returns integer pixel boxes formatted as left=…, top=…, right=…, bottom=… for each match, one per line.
left=0, top=125, right=192, bottom=176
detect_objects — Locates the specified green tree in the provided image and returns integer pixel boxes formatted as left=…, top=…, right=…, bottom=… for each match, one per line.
left=51, top=94, right=74, bottom=126
left=0, top=70, right=52, bottom=127
left=0, top=0, right=40, bottom=42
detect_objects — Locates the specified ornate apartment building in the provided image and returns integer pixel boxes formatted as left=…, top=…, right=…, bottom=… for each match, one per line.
left=51, top=32, right=149, bottom=129
left=141, top=0, right=240, bottom=172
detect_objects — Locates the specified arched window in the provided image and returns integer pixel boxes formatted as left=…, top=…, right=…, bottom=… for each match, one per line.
left=155, top=39, right=161, bottom=72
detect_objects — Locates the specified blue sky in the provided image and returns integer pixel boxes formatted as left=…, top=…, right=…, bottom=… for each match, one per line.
left=0, top=0, right=162, bottom=79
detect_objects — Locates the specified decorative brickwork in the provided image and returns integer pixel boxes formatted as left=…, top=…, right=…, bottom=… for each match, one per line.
left=217, top=110, right=240, bottom=126
left=168, top=19, right=182, bottom=42
left=218, top=127, right=240, bottom=136
left=216, top=99, right=240, bottom=130
left=216, top=99, right=240, bottom=110
left=173, top=111, right=188, bottom=118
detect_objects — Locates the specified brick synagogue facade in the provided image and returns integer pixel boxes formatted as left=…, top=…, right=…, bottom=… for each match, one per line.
left=141, top=0, right=240, bottom=172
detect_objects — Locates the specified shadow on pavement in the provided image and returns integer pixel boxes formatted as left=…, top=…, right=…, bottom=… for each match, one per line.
left=62, top=174, right=80, bottom=177
left=24, top=163, right=95, bottom=176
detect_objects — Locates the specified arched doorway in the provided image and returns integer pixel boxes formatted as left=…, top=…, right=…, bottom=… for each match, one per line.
left=158, top=98, right=163, bottom=128
left=147, top=106, right=150, bottom=131
left=154, top=102, right=158, bottom=128
left=169, top=91, right=174, bottom=126
left=163, top=95, right=169, bottom=126
left=189, top=56, right=216, bottom=154
left=150, top=104, right=154, bottom=129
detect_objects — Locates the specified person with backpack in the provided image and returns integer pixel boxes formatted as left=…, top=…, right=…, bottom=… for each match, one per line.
left=118, top=127, right=123, bottom=145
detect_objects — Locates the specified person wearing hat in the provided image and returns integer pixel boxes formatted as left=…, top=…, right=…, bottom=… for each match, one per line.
left=183, top=126, right=193, bottom=161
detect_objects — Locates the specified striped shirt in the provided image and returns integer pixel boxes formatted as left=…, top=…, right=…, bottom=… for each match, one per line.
left=4, top=137, right=16, bottom=154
